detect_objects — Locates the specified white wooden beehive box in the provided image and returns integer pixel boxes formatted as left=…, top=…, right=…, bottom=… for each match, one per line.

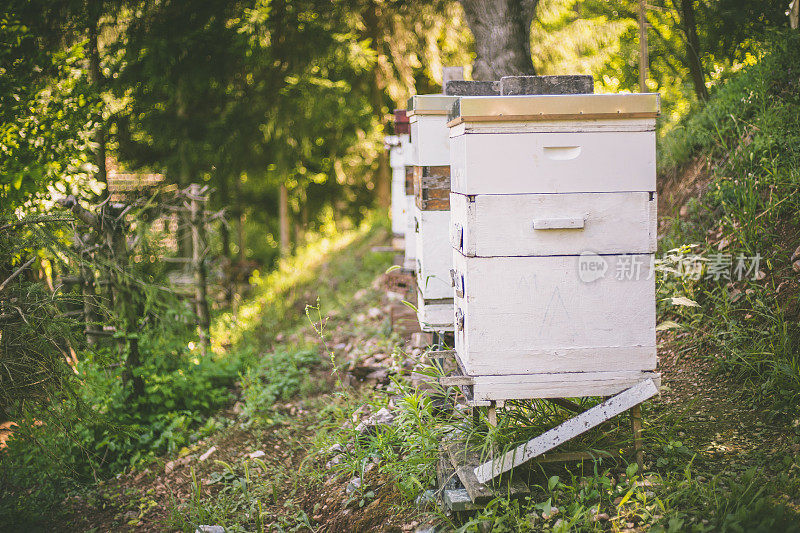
left=402, top=135, right=416, bottom=270
left=388, top=134, right=409, bottom=237
left=447, top=93, right=661, bottom=404
left=407, top=94, right=461, bottom=331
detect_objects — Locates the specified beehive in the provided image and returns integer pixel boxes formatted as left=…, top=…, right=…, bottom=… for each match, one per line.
left=407, top=94, right=458, bottom=330
left=387, top=134, right=408, bottom=237
left=447, top=93, right=661, bottom=403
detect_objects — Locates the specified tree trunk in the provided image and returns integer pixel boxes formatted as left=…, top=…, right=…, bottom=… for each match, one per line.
left=458, top=0, right=539, bottom=80
left=87, top=13, right=108, bottom=198
left=98, top=203, right=145, bottom=399
left=679, top=0, right=709, bottom=101
left=217, top=175, right=234, bottom=306
left=372, top=80, right=391, bottom=208
left=363, top=2, right=391, bottom=208
left=189, top=184, right=210, bottom=352
left=279, top=183, right=290, bottom=256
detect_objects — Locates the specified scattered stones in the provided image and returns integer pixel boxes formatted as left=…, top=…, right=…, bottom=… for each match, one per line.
left=349, top=363, right=386, bottom=380
left=792, top=245, right=800, bottom=263
left=367, top=307, right=382, bottom=319
left=414, top=489, right=436, bottom=507
left=247, top=450, right=265, bottom=459
left=365, top=369, right=389, bottom=383
left=328, top=443, right=344, bottom=454
left=199, top=446, right=217, bottom=462
left=325, top=454, right=344, bottom=470
left=345, top=476, right=362, bottom=494
left=195, top=526, right=225, bottom=533
left=355, top=407, right=396, bottom=434
left=164, top=456, right=191, bottom=474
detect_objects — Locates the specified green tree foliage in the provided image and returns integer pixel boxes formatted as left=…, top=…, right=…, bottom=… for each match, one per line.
left=529, top=0, right=791, bottom=125
left=0, top=8, right=99, bottom=206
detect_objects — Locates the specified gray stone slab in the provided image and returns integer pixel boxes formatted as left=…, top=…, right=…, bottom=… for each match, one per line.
left=444, top=80, right=499, bottom=96
left=499, top=75, right=594, bottom=95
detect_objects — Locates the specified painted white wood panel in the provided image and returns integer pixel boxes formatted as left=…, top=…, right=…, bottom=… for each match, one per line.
left=391, top=165, right=407, bottom=235
left=413, top=207, right=454, bottom=299
left=449, top=131, right=655, bottom=195
left=400, top=135, right=412, bottom=165
left=473, top=378, right=659, bottom=482
left=452, top=252, right=656, bottom=376
left=450, top=192, right=657, bottom=257
left=417, top=296, right=455, bottom=332
left=448, top=118, right=656, bottom=137
left=410, top=114, right=451, bottom=166
left=404, top=194, right=416, bottom=262
left=469, top=370, right=660, bottom=403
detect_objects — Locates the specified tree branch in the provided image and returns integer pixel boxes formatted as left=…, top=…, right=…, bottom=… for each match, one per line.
left=0, top=257, right=36, bottom=294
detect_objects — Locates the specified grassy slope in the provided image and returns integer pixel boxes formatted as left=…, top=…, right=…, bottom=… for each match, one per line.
left=53, top=33, right=800, bottom=532
left=59, top=216, right=431, bottom=531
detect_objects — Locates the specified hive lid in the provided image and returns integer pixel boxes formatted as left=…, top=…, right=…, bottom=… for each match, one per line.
left=447, top=93, right=660, bottom=125
left=407, top=94, right=460, bottom=116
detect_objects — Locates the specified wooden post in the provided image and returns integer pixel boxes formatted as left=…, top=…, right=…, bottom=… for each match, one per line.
left=74, top=232, right=99, bottom=345
left=631, top=404, right=644, bottom=471
left=486, top=402, right=497, bottom=427
left=638, top=0, right=649, bottom=92
left=189, top=184, right=210, bottom=352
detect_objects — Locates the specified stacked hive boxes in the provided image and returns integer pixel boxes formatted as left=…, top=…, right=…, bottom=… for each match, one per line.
left=447, top=91, right=661, bottom=404
left=388, top=110, right=410, bottom=239
left=407, top=95, right=459, bottom=331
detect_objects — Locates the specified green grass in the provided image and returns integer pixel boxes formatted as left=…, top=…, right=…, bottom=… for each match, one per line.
left=655, top=31, right=800, bottom=409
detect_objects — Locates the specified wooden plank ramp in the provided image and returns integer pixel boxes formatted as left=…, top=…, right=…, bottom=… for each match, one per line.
left=439, top=438, right=529, bottom=510
left=474, top=379, right=658, bottom=483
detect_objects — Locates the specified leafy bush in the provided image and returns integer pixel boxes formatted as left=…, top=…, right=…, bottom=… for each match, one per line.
left=239, top=346, right=323, bottom=423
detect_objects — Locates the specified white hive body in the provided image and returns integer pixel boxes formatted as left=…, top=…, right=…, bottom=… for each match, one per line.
left=407, top=94, right=461, bottom=332
left=388, top=134, right=409, bottom=236
left=402, top=135, right=416, bottom=269
left=448, top=93, right=661, bottom=403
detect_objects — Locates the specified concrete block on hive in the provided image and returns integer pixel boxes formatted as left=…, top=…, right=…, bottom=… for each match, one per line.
left=499, top=74, right=594, bottom=95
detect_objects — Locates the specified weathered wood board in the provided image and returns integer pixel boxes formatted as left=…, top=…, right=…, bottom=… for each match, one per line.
left=452, top=252, right=656, bottom=376
left=473, top=378, right=659, bottom=483
left=413, top=165, right=451, bottom=211
left=466, top=370, right=661, bottom=404
left=449, top=128, right=656, bottom=195
left=416, top=294, right=454, bottom=332
left=450, top=191, right=657, bottom=257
